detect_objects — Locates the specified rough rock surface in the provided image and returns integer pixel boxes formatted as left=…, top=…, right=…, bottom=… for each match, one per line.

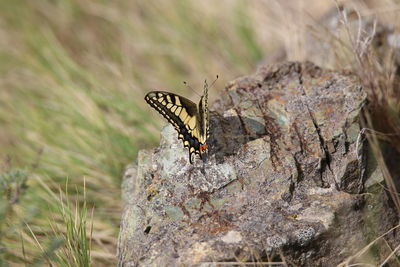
left=118, top=61, right=396, bottom=266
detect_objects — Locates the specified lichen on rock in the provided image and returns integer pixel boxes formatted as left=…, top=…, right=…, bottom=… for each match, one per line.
left=118, top=61, right=394, bottom=266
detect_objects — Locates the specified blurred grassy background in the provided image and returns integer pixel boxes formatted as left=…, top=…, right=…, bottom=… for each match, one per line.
left=0, top=0, right=399, bottom=266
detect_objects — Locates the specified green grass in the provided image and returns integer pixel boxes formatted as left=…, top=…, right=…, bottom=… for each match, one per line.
left=24, top=178, right=92, bottom=267
left=0, top=0, right=399, bottom=265
left=0, top=0, right=266, bottom=265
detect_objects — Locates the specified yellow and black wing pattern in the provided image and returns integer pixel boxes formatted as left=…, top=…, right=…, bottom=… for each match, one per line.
left=144, top=86, right=209, bottom=164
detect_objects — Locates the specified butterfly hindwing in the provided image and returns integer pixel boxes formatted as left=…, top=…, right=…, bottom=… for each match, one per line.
left=145, top=91, right=206, bottom=163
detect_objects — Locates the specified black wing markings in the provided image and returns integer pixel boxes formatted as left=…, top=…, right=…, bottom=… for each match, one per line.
left=145, top=91, right=202, bottom=163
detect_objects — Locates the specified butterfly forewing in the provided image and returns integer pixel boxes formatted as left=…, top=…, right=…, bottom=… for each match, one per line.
left=145, top=91, right=208, bottom=163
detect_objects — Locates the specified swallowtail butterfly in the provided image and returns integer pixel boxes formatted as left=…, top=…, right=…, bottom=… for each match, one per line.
left=145, top=78, right=215, bottom=164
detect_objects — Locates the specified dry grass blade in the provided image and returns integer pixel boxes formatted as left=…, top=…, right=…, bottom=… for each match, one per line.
left=379, top=243, right=400, bottom=266
left=332, top=0, right=400, bottom=213
left=338, top=224, right=400, bottom=266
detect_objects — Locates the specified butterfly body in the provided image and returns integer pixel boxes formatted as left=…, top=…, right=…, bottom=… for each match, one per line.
left=145, top=84, right=209, bottom=164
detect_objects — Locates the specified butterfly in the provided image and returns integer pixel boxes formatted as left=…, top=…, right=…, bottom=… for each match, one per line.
left=145, top=78, right=216, bottom=164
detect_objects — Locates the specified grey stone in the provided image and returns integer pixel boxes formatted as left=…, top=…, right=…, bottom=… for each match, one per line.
left=118, top=61, right=398, bottom=266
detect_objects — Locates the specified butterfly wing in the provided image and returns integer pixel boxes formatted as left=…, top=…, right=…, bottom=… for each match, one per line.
left=145, top=91, right=204, bottom=163
left=197, top=82, right=209, bottom=145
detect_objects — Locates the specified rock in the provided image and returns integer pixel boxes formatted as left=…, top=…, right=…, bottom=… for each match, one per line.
left=118, top=61, right=397, bottom=266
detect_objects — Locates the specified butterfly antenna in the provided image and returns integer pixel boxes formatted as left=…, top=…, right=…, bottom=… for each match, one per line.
left=208, top=75, right=219, bottom=90
left=183, top=81, right=201, bottom=97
